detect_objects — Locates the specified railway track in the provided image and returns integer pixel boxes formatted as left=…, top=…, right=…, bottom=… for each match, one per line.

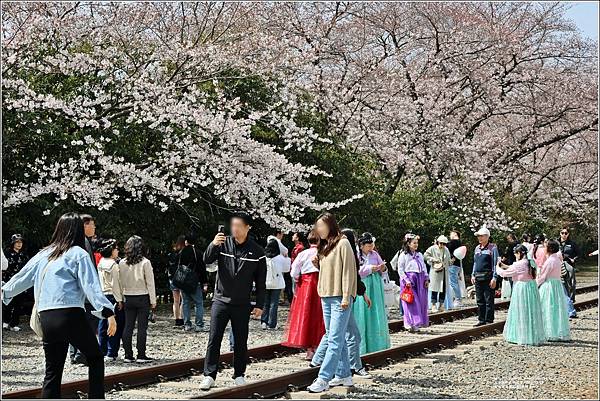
left=3, top=284, right=597, bottom=399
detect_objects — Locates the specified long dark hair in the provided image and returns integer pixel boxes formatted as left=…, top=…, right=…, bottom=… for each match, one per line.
left=124, top=235, right=145, bottom=265
left=46, top=213, right=86, bottom=260
left=341, top=228, right=360, bottom=270
left=316, top=212, right=342, bottom=257
left=265, top=239, right=281, bottom=258
left=513, top=244, right=535, bottom=279
left=532, top=234, right=545, bottom=258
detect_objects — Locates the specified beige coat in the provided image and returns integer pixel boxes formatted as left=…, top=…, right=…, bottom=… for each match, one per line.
left=116, top=257, right=156, bottom=305
left=424, top=245, right=451, bottom=293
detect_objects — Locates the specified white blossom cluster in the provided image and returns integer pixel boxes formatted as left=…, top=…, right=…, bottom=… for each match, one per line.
left=2, top=2, right=597, bottom=232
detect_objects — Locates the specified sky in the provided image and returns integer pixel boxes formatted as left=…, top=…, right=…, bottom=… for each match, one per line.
left=563, top=1, right=599, bottom=40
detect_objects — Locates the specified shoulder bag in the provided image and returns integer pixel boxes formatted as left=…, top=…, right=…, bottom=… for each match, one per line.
left=172, top=248, right=199, bottom=294
left=30, top=260, right=53, bottom=339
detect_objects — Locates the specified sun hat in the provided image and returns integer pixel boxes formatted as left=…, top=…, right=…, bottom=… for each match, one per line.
left=436, top=235, right=449, bottom=244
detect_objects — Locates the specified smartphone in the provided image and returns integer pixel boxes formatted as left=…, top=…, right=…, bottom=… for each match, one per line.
left=218, top=224, right=225, bottom=234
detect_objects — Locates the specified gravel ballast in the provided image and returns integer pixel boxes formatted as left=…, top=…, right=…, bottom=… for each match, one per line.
left=2, top=273, right=597, bottom=396
left=344, top=306, right=598, bottom=399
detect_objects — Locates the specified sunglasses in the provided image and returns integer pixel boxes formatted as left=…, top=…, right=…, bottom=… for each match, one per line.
left=560, top=231, right=568, bottom=235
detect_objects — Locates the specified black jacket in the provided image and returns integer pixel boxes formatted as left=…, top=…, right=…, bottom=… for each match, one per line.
left=501, top=241, right=519, bottom=265
left=447, top=239, right=462, bottom=266
left=3, top=249, right=29, bottom=282
left=559, top=239, right=579, bottom=265
left=204, top=236, right=266, bottom=308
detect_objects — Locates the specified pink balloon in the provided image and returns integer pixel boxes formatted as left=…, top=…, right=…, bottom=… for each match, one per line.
left=453, top=245, right=467, bottom=260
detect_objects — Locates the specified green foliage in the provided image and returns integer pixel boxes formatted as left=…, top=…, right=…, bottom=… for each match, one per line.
left=3, top=65, right=596, bottom=297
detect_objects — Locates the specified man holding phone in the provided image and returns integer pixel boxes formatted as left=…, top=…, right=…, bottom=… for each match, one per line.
left=199, top=211, right=267, bottom=390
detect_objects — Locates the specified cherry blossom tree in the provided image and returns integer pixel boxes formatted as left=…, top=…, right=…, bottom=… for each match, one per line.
left=258, top=1, right=598, bottom=231
left=1, top=2, right=359, bottom=230
left=2, top=1, right=597, bottom=233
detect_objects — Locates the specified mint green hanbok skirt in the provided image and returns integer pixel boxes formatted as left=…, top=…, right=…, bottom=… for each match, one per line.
left=538, top=278, right=571, bottom=341
left=353, top=273, right=391, bottom=355
left=503, top=280, right=545, bottom=346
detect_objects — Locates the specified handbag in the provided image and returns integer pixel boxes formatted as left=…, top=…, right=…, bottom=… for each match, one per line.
left=172, top=248, right=199, bottom=294
left=432, top=261, right=445, bottom=272
left=400, top=286, right=414, bottom=304
left=30, top=260, right=53, bottom=339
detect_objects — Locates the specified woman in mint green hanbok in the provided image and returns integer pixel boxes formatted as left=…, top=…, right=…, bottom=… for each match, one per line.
left=496, top=245, right=545, bottom=345
left=352, top=233, right=391, bottom=354
left=536, top=240, right=571, bottom=342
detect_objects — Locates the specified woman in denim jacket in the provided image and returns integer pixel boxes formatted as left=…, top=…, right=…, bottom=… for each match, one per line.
left=1, top=213, right=116, bottom=399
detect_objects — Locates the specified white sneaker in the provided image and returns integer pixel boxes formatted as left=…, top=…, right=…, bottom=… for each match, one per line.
left=453, top=300, right=462, bottom=308
left=2, top=323, right=9, bottom=329
left=234, top=376, right=246, bottom=386
left=307, top=377, right=330, bottom=393
left=354, top=368, right=371, bottom=379
left=431, top=304, right=439, bottom=313
left=104, top=356, right=116, bottom=362
left=329, top=376, right=353, bottom=387
left=261, top=322, right=267, bottom=330
left=199, top=376, right=215, bottom=391
left=9, top=326, right=21, bottom=332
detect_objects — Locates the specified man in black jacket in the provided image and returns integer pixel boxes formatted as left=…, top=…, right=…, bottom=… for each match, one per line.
left=200, top=211, right=266, bottom=390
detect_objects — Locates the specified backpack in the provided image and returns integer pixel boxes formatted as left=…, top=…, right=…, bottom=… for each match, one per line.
left=265, top=258, right=281, bottom=289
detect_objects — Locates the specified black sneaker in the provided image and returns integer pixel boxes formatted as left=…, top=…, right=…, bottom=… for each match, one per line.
left=72, top=355, right=88, bottom=366
left=123, top=356, right=135, bottom=363
left=473, top=321, right=486, bottom=327
left=136, top=356, right=153, bottom=363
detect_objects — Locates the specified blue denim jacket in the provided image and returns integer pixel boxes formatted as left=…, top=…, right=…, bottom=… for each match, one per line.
left=1, top=246, right=114, bottom=318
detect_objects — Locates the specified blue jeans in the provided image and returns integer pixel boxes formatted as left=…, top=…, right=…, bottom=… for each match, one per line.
left=315, top=296, right=352, bottom=381
left=345, top=305, right=362, bottom=371
left=312, top=301, right=362, bottom=372
left=182, top=285, right=204, bottom=328
left=98, top=294, right=125, bottom=357
left=261, top=289, right=281, bottom=328
left=448, top=265, right=462, bottom=300
left=563, top=285, right=576, bottom=317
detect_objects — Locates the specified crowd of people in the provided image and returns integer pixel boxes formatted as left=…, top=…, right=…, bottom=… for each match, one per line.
left=0, top=210, right=590, bottom=397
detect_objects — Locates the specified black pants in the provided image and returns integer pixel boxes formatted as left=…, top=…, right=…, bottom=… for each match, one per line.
left=475, top=280, right=494, bottom=323
left=69, top=302, right=100, bottom=362
left=283, top=272, right=293, bottom=303
left=2, top=292, right=25, bottom=327
left=431, top=290, right=445, bottom=304
left=204, top=300, right=251, bottom=379
left=40, top=308, right=104, bottom=399
left=122, top=295, right=150, bottom=359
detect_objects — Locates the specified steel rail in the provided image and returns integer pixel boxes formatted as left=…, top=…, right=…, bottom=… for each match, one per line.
left=194, top=297, right=599, bottom=399
left=2, top=284, right=597, bottom=399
